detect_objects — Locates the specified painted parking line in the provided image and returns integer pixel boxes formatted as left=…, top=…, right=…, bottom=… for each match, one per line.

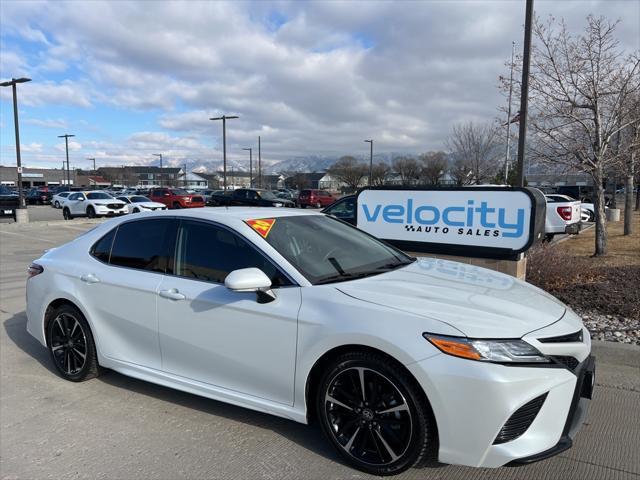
left=0, top=230, right=57, bottom=244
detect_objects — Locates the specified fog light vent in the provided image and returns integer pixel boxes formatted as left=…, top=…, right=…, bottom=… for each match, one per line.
left=493, top=393, right=548, bottom=444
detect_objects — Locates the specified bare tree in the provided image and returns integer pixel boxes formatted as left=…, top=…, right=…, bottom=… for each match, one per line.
left=371, top=162, right=391, bottom=186
left=392, top=156, right=420, bottom=185
left=618, top=93, right=640, bottom=234
left=522, top=15, right=640, bottom=255
left=449, top=157, right=474, bottom=185
left=446, top=121, right=501, bottom=184
left=419, top=151, right=448, bottom=185
left=327, top=156, right=368, bottom=190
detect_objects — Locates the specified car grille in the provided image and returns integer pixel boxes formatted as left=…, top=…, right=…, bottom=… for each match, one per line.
left=493, top=393, right=548, bottom=444
left=106, top=204, right=123, bottom=209
left=191, top=196, right=204, bottom=203
left=550, top=356, right=580, bottom=371
left=538, top=330, right=583, bottom=343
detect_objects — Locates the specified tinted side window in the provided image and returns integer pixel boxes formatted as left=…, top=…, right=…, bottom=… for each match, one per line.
left=90, top=228, right=117, bottom=263
left=110, top=219, right=176, bottom=272
left=175, top=220, right=291, bottom=287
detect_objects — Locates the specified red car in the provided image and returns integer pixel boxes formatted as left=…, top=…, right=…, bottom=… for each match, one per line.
left=298, top=189, right=335, bottom=208
left=149, top=188, right=205, bottom=209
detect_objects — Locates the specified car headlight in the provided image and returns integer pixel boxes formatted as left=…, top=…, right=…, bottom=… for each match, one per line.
left=423, top=334, right=551, bottom=363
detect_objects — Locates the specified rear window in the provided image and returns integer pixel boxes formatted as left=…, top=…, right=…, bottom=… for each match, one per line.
left=109, top=219, right=176, bottom=272
left=90, top=228, right=117, bottom=263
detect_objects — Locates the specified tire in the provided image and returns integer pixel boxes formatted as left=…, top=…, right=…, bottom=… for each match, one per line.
left=316, top=202, right=323, bottom=209
left=46, top=304, right=102, bottom=382
left=86, top=206, right=96, bottom=218
left=133, top=208, right=140, bottom=213
left=173, top=202, right=181, bottom=209
left=300, top=204, right=306, bottom=209
left=588, top=211, right=595, bottom=222
left=316, top=351, right=435, bottom=476
left=62, top=208, right=73, bottom=220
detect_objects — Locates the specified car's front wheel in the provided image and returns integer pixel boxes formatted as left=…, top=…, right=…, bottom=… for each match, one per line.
left=86, top=206, right=96, bottom=218
left=46, top=304, right=102, bottom=382
left=62, top=207, right=73, bottom=220
left=316, top=352, right=435, bottom=476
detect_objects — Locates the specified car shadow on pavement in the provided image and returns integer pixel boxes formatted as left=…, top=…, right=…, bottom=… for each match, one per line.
left=3, top=312, right=344, bottom=468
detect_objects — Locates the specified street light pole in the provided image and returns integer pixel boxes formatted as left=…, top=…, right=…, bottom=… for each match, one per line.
left=1, top=77, right=31, bottom=214
left=242, top=148, right=253, bottom=187
left=210, top=115, right=239, bottom=190
left=87, top=157, right=96, bottom=174
left=364, top=139, right=373, bottom=186
left=516, top=0, right=534, bottom=187
left=258, top=135, right=261, bottom=188
left=153, top=153, right=163, bottom=186
left=58, top=134, right=75, bottom=187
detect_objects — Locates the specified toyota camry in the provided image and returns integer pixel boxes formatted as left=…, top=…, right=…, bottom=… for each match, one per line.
left=26, top=208, right=594, bottom=476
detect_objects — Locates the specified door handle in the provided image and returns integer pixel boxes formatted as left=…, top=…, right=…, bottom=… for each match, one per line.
left=80, top=274, right=100, bottom=284
left=159, top=288, right=186, bottom=301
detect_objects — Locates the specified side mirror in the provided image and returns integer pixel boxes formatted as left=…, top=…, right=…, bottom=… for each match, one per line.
left=225, top=268, right=275, bottom=303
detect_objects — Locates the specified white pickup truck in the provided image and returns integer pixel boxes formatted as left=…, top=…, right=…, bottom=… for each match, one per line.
left=544, top=194, right=582, bottom=241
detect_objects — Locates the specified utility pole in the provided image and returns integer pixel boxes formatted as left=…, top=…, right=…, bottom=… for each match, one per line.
left=504, top=41, right=516, bottom=184
left=210, top=114, right=239, bottom=190
left=258, top=135, right=261, bottom=188
left=0, top=77, right=31, bottom=217
left=516, top=0, right=534, bottom=187
left=242, top=148, right=253, bottom=187
left=87, top=157, right=96, bottom=175
left=365, top=139, right=374, bottom=186
left=153, top=153, right=163, bottom=186
left=58, top=134, right=75, bottom=187
left=183, top=163, right=187, bottom=188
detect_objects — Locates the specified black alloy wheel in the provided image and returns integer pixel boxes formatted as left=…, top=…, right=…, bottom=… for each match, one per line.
left=317, top=352, right=435, bottom=476
left=86, top=206, right=96, bottom=218
left=62, top=208, right=73, bottom=220
left=47, top=304, right=101, bottom=382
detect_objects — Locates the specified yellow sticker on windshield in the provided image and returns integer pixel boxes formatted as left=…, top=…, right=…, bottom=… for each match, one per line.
left=246, top=218, right=276, bottom=238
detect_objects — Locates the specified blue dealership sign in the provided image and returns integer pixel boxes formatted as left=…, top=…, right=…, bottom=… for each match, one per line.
left=356, top=187, right=546, bottom=260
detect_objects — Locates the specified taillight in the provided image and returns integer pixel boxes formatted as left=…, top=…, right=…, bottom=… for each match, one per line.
left=557, top=206, right=572, bottom=221
left=28, top=263, right=44, bottom=278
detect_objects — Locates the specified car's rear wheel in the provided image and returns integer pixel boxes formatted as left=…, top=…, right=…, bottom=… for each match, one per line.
left=62, top=207, right=73, bottom=220
left=46, top=304, right=102, bottom=382
left=316, top=352, right=435, bottom=476
left=133, top=207, right=140, bottom=213
left=87, top=206, right=96, bottom=218
left=316, top=202, right=323, bottom=208
left=54, top=200, right=60, bottom=208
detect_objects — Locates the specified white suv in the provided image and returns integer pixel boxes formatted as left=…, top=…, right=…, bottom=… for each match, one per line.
left=62, top=191, right=128, bottom=219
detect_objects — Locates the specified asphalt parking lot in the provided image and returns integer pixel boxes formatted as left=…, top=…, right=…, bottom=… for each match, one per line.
left=1, top=220, right=639, bottom=480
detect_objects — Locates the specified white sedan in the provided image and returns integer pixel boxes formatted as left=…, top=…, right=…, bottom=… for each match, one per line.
left=61, top=191, right=128, bottom=219
left=25, top=208, right=594, bottom=475
left=116, top=195, right=167, bottom=213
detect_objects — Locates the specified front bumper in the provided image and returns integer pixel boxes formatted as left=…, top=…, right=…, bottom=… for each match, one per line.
left=95, top=207, right=127, bottom=216
left=407, top=332, right=593, bottom=468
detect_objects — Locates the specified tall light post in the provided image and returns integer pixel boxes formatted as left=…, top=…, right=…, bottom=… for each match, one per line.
left=58, top=134, right=75, bottom=187
left=210, top=115, right=239, bottom=190
left=242, top=147, right=253, bottom=187
left=1, top=77, right=31, bottom=217
left=364, top=139, right=374, bottom=186
left=153, top=153, right=163, bottom=186
left=87, top=157, right=96, bottom=174
left=516, top=0, right=534, bottom=187
left=258, top=135, right=261, bottom=188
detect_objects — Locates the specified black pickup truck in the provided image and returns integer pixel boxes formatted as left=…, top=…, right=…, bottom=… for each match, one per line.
left=207, top=188, right=295, bottom=208
left=0, top=186, right=19, bottom=220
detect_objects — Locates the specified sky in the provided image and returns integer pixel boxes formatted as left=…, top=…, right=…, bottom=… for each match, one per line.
left=1, top=0, right=638, bottom=172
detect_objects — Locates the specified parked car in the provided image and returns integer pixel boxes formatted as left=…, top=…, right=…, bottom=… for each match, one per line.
left=116, top=195, right=167, bottom=213
left=544, top=194, right=582, bottom=240
left=298, top=189, right=336, bottom=208
left=62, top=191, right=128, bottom=220
left=26, top=208, right=595, bottom=475
left=148, top=188, right=205, bottom=209
left=51, top=191, right=72, bottom=209
left=209, top=188, right=295, bottom=207
left=321, top=195, right=356, bottom=225
left=25, top=188, right=52, bottom=205
left=0, top=185, right=19, bottom=220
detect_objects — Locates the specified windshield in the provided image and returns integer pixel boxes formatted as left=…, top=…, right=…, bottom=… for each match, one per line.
left=131, top=196, right=151, bottom=203
left=259, top=190, right=279, bottom=200
left=170, top=189, right=189, bottom=195
left=86, top=192, right=113, bottom=200
left=258, top=215, right=414, bottom=284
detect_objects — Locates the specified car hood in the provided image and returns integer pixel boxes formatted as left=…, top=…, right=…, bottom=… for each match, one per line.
left=336, top=257, right=567, bottom=338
